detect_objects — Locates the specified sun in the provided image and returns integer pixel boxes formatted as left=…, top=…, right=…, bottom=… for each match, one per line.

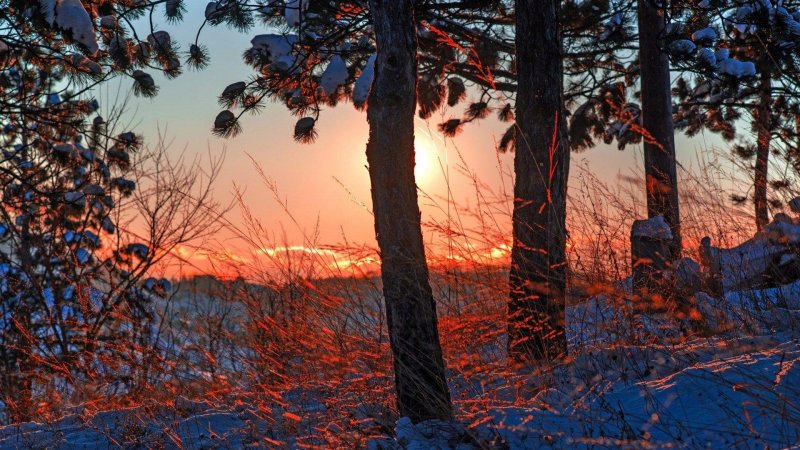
left=414, top=136, right=440, bottom=183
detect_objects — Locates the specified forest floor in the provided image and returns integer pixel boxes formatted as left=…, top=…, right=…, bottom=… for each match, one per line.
left=1, top=277, right=798, bottom=449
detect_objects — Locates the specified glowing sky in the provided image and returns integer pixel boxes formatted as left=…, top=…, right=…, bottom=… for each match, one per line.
left=113, top=6, right=739, bottom=277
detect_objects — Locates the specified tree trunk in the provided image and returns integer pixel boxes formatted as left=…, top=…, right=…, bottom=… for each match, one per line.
left=508, top=0, right=570, bottom=362
left=754, top=70, right=772, bottom=231
left=365, top=0, right=452, bottom=423
left=637, top=0, right=682, bottom=257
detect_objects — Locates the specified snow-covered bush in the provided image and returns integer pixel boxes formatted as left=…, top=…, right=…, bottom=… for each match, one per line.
left=0, top=71, right=163, bottom=423
left=672, top=1, right=800, bottom=222
left=0, top=1, right=229, bottom=423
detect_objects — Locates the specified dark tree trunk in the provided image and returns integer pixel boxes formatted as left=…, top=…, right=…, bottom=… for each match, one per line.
left=637, top=0, right=682, bottom=257
left=508, top=0, right=570, bottom=362
left=754, top=70, right=772, bottom=231
left=365, top=0, right=452, bottom=423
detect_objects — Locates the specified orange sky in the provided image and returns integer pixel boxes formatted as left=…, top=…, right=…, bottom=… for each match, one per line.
left=114, top=8, right=749, bottom=279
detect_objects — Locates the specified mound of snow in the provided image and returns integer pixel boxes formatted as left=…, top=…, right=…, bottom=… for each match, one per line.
left=375, top=335, right=800, bottom=449
left=702, top=214, right=800, bottom=290
left=0, top=402, right=273, bottom=449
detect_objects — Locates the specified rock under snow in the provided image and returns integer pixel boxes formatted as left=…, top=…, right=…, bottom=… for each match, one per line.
left=701, top=213, right=800, bottom=291
left=631, top=216, right=672, bottom=240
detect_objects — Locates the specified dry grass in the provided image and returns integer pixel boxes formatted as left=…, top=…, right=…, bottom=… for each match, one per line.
left=6, top=140, right=800, bottom=448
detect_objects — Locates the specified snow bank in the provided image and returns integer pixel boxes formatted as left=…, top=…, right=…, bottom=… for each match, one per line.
left=4, top=250, right=800, bottom=448
left=373, top=334, right=800, bottom=449
left=484, top=336, right=800, bottom=449
left=0, top=402, right=272, bottom=449
left=702, top=214, right=800, bottom=290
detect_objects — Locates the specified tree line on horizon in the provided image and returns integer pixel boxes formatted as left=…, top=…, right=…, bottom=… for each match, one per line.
left=1, top=0, right=800, bottom=426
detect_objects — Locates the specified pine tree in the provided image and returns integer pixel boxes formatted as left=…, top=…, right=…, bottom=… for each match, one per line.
left=364, top=0, right=452, bottom=422
left=0, top=0, right=217, bottom=422
left=199, top=0, right=457, bottom=422
left=507, top=0, right=571, bottom=361
left=637, top=0, right=682, bottom=256
left=0, top=69, right=171, bottom=423
left=672, top=1, right=800, bottom=230
left=196, top=0, right=630, bottom=368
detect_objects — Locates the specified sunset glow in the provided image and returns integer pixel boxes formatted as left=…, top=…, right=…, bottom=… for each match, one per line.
left=5, top=2, right=797, bottom=446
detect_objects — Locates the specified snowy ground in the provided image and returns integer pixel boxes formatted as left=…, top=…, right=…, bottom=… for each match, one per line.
left=1, top=332, right=797, bottom=448
left=2, top=284, right=798, bottom=449
left=376, top=334, right=800, bottom=449
left=0, top=399, right=271, bottom=449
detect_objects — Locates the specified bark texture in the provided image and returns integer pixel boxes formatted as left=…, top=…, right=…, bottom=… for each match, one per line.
left=365, top=0, right=452, bottom=423
left=637, top=0, right=682, bottom=257
left=508, top=0, right=570, bottom=362
left=754, top=69, right=772, bottom=231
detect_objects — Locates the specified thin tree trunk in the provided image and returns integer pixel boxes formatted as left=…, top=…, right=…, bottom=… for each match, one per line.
left=754, top=70, right=772, bottom=231
left=3, top=224, right=36, bottom=423
left=5, top=371, right=33, bottom=424
left=508, top=0, right=570, bottom=362
left=365, top=0, right=452, bottom=423
left=1, top=312, right=34, bottom=424
left=637, top=0, right=681, bottom=257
